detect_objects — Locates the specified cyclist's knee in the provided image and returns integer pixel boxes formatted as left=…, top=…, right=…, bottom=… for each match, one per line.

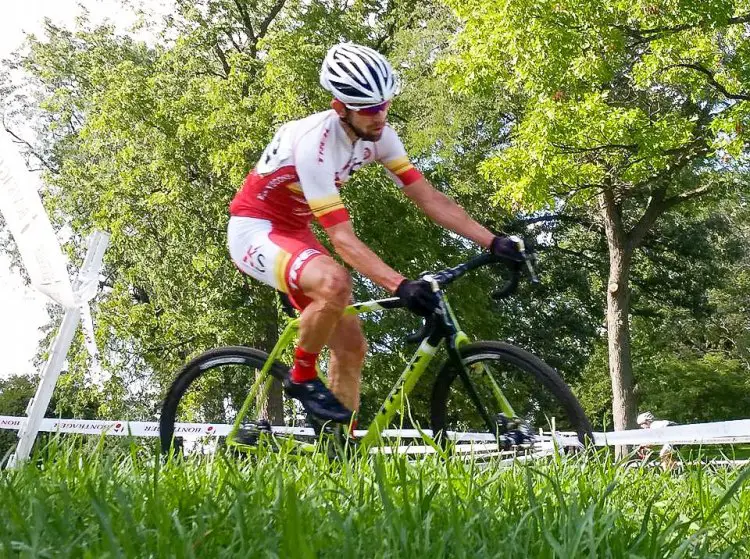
left=314, top=266, right=352, bottom=310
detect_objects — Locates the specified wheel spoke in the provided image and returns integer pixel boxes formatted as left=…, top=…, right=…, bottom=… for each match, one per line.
left=159, top=347, right=294, bottom=455
left=431, top=342, right=592, bottom=447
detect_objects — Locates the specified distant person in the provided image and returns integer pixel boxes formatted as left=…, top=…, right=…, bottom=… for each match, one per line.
left=636, top=411, right=677, bottom=470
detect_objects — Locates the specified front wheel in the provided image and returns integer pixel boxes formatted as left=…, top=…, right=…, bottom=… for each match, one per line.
left=159, top=346, right=292, bottom=455
left=430, top=341, right=592, bottom=448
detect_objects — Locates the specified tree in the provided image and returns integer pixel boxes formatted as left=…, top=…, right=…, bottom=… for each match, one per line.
left=576, top=193, right=750, bottom=429
left=2, top=0, right=486, bottom=426
left=438, top=0, right=750, bottom=433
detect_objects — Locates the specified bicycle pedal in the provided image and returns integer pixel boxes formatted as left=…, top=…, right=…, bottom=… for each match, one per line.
left=495, top=414, right=535, bottom=449
left=236, top=419, right=272, bottom=446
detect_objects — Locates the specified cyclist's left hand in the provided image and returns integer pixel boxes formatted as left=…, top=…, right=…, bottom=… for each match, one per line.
left=490, top=235, right=525, bottom=262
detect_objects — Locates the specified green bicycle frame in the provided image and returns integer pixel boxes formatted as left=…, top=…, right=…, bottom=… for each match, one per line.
left=226, top=293, right=517, bottom=450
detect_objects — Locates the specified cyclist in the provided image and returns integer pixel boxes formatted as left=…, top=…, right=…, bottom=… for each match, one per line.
left=636, top=411, right=677, bottom=470
left=227, top=42, right=522, bottom=424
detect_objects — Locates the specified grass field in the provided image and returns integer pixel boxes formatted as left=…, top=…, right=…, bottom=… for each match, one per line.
left=1, top=438, right=749, bottom=558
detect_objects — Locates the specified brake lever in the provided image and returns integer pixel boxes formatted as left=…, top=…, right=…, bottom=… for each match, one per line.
left=510, top=235, right=540, bottom=284
left=406, top=274, right=443, bottom=344
left=405, top=315, right=436, bottom=344
left=491, top=236, right=539, bottom=300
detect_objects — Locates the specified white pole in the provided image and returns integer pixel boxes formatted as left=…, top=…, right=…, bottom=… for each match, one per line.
left=7, top=308, right=81, bottom=467
left=8, top=231, right=109, bottom=468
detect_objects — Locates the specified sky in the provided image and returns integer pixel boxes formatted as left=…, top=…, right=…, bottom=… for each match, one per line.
left=0, top=0, right=164, bottom=380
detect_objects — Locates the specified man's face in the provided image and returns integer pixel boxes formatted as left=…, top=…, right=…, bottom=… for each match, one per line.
left=333, top=99, right=391, bottom=141
left=347, top=101, right=390, bottom=141
left=639, top=420, right=652, bottom=429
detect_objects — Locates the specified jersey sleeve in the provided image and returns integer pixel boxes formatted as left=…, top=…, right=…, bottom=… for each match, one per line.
left=375, top=126, right=424, bottom=188
left=294, top=126, right=350, bottom=228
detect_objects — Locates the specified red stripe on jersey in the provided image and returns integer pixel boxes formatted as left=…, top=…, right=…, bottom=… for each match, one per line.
left=398, top=168, right=423, bottom=186
left=317, top=208, right=350, bottom=228
left=230, top=166, right=313, bottom=229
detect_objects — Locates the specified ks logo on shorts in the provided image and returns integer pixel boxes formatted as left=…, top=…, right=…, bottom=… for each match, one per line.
left=243, top=245, right=267, bottom=273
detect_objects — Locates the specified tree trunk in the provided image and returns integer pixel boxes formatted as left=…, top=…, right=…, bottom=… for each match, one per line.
left=606, top=254, right=636, bottom=431
left=260, top=378, right=285, bottom=426
left=600, top=190, right=637, bottom=456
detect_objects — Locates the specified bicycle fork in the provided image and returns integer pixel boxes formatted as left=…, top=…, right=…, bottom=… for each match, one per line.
left=434, top=284, right=527, bottom=447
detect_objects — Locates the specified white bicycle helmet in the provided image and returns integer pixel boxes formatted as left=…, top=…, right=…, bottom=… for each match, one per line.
left=320, top=43, right=398, bottom=107
left=637, top=411, right=654, bottom=425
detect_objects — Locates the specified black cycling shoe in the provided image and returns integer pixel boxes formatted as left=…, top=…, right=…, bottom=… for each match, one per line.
left=283, top=377, right=353, bottom=423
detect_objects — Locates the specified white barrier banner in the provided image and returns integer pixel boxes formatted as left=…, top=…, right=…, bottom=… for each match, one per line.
left=0, top=416, right=529, bottom=442
left=594, top=419, right=750, bottom=446
left=2, top=416, right=749, bottom=446
left=0, top=416, right=230, bottom=437
left=0, top=129, right=75, bottom=307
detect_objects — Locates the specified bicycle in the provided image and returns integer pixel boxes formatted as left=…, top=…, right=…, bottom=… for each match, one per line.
left=159, top=249, right=593, bottom=456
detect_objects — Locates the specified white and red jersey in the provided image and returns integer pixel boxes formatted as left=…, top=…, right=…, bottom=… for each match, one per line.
left=229, top=110, right=423, bottom=230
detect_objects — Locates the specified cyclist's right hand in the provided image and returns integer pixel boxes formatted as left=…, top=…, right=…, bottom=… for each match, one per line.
left=396, top=278, right=439, bottom=317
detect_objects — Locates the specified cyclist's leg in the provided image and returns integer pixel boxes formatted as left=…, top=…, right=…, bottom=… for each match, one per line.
left=327, top=315, right=368, bottom=412
left=287, top=257, right=357, bottom=421
left=228, top=217, right=353, bottom=421
left=294, top=255, right=352, bottom=354
left=228, top=216, right=344, bottom=342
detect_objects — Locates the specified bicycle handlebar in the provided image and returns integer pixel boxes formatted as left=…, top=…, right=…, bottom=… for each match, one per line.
left=405, top=250, right=538, bottom=343
left=426, top=250, right=537, bottom=300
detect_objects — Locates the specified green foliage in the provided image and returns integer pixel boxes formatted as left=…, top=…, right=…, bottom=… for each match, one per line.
left=0, top=375, right=37, bottom=460
left=2, top=0, right=749, bottom=434
left=639, top=353, right=750, bottom=424
left=440, top=0, right=750, bottom=208
left=1, top=441, right=749, bottom=556
left=436, top=0, right=750, bottom=428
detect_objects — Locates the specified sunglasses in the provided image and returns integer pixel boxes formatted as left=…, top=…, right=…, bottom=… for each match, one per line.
left=346, top=100, right=391, bottom=115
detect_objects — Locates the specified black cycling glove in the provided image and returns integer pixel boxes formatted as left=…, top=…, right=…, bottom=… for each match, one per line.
left=395, top=279, right=439, bottom=317
left=490, top=235, right=525, bottom=262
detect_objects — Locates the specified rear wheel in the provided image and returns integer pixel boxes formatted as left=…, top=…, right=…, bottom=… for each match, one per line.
left=159, top=346, right=296, bottom=455
left=430, top=341, right=592, bottom=450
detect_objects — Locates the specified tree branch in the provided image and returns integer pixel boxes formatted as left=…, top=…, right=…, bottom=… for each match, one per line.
left=144, top=335, right=199, bottom=354
left=549, top=244, right=603, bottom=268
left=627, top=185, right=668, bottom=249
left=662, top=63, right=750, bottom=101
left=630, top=133, right=710, bottom=193
left=661, top=184, right=713, bottom=209
left=2, top=121, right=58, bottom=174
left=214, top=44, right=231, bottom=78
left=519, top=213, right=601, bottom=230
left=628, top=147, right=713, bottom=250
left=551, top=142, right=638, bottom=154
left=256, top=0, right=286, bottom=44
left=225, top=30, right=243, bottom=53
left=615, top=13, right=750, bottom=42
left=232, top=0, right=256, bottom=42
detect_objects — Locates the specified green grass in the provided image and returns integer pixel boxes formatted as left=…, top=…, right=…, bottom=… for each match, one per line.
left=1, top=437, right=749, bottom=558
